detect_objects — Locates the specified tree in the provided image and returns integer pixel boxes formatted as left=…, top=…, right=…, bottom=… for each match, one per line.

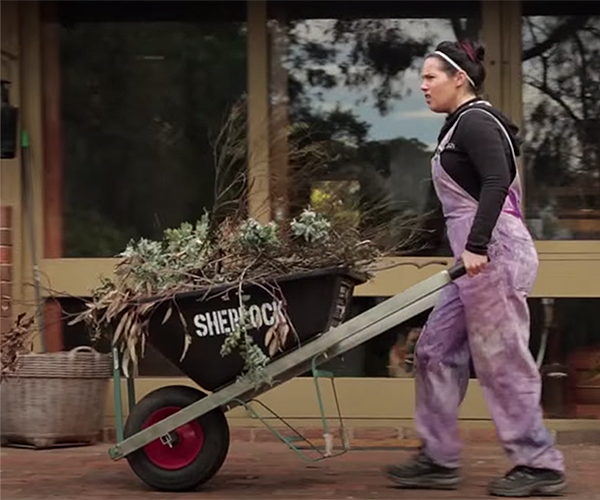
left=522, top=15, right=600, bottom=239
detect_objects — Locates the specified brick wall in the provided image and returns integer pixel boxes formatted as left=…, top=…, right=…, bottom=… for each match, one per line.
left=1, top=206, right=12, bottom=334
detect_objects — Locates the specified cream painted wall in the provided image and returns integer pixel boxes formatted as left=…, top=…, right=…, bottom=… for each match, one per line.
left=102, top=377, right=600, bottom=431
left=102, top=377, right=489, bottom=426
left=40, top=246, right=600, bottom=299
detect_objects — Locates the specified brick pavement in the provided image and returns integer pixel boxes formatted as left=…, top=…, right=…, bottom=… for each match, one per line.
left=1, top=442, right=599, bottom=500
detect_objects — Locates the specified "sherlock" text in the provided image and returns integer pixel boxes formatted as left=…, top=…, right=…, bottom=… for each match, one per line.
left=193, top=300, right=286, bottom=337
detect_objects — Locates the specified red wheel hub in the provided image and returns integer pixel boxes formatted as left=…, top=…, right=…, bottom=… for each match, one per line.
left=142, top=406, right=204, bottom=470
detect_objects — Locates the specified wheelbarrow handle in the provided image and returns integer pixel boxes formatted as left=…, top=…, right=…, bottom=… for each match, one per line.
left=448, top=256, right=490, bottom=281
left=448, top=260, right=466, bottom=281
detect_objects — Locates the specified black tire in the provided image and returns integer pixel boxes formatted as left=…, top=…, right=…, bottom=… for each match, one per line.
left=123, top=385, right=229, bottom=492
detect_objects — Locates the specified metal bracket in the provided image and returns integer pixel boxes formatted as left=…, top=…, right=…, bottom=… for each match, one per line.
left=159, top=433, right=174, bottom=448
left=232, top=353, right=350, bottom=461
left=232, top=386, right=347, bottom=462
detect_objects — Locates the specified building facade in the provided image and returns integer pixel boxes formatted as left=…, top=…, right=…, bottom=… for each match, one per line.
left=1, top=0, right=599, bottom=433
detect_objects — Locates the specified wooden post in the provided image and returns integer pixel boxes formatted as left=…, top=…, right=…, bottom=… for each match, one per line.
left=246, top=0, right=271, bottom=224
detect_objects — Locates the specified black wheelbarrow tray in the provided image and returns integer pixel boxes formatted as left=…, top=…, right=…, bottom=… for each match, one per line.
left=108, top=263, right=466, bottom=492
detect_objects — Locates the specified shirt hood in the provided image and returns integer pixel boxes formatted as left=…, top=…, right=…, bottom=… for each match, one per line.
left=438, top=98, right=522, bottom=157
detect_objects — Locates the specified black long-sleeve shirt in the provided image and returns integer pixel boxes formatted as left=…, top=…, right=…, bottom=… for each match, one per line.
left=437, top=99, right=521, bottom=256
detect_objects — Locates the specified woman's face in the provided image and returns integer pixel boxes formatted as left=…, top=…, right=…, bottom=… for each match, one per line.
left=420, top=56, right=464, bottom=114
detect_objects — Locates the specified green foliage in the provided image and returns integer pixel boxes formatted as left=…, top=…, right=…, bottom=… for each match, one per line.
left=220, top=302, right=272, bottom=386
left=119, top=238, right=170, bottom=293
left=163, top=215, right=212, bottom=271
left=290, top=208, right=331, bottom=243
left=116, top=214, right=212, bottom=295
left=237, top=219, right=280, bottom=252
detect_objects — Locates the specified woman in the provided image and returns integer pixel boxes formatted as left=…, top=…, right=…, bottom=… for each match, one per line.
left=384, top=41, right=566, bottom=497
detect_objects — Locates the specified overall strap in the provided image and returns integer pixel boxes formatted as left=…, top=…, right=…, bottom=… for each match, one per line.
left=456, top=107, right=523, bottom=218
left=460, top=107, right=519, bottom=169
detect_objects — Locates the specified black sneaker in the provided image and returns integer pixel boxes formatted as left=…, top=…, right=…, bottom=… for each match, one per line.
left=384, top=451, right=461, bottom=490
left=488, top=465, right=566, bottom=497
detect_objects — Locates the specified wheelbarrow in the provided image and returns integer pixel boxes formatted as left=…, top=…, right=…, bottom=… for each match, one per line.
left=108, top=262, right=466, bottom=491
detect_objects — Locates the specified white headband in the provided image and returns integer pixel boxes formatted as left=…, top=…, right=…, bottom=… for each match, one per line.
left=433, top=51, right=476, bottom=89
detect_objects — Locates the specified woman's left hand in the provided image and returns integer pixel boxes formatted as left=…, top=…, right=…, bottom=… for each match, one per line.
left=462, top=250, right=488, bottom=277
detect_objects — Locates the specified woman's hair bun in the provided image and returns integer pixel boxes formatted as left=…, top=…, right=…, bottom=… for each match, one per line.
left=458, top=40, right=484, bottom=63
left=474, top=44, right=485, bottom=63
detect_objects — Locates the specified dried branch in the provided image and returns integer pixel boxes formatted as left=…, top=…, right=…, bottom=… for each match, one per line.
left=63, top=101, right=425, bottom=380
left=525, top=78, right=580, bottom=122
left=1, top=313, right=36, bottom=380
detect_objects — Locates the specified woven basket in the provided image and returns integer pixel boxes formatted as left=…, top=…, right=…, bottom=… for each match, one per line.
left=0, top=346, right=112, bottom=448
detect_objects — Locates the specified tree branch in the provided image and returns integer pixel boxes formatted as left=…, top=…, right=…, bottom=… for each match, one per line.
left=522, top=16, right=590, bottom=62
left=573, top=32, right=589, bottom=121
left=525, top=17, right=539, bottom=48
left=450, top=18, right=464, bottom=41
left=525, top=79, right=581, bottom=122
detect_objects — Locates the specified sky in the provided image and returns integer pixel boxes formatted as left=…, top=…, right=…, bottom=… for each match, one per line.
left=286, top=18, right=465, bottom=151
left=283, top=15, right=581, bottom=151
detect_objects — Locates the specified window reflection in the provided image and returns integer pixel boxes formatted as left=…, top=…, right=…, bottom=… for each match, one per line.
left=59, top=18, right=247, bottom=257
left=530, top=298, right=600, bottom=419
left=268, top=8, right=481, bottom=256
left=522, top=15, right=600, bottom=240
left=313, top=295, right=600, bottom=420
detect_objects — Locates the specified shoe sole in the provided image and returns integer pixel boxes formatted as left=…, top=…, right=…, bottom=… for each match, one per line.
left=489, top=479, right=567, bottom=497
left=386, top=472, right=461, bottom=490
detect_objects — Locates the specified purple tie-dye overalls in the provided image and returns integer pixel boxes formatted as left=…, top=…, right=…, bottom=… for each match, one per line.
left=414, top=107, right=565, bottom=473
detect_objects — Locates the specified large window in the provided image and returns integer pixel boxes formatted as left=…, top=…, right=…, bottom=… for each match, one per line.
left=268, top=1, right=482, bottom=257
left=314, top=295, right=600, bottom=419
left=522, top=4, right=600, bottom=240
left=56, top=2, right=248, bottom=257
left=46, top=1, right=248, bottom=375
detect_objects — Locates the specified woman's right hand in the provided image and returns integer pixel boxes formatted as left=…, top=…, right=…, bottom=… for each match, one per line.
left=461, top=250, right=488, bottom=277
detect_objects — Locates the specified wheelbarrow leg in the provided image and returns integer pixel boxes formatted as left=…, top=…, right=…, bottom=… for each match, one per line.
left=311, top=354, right=349, bottom=457
left=112, top=346, right=125, bottom=443
left=127, top=374, right=136, bottom=413
left=113, top=346, right=137, bottom=442
left=229, top=356, right=349, bottom=463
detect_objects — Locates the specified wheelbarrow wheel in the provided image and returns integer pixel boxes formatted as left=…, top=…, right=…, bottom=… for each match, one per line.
left=123, top=385, right=229, bottom=492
